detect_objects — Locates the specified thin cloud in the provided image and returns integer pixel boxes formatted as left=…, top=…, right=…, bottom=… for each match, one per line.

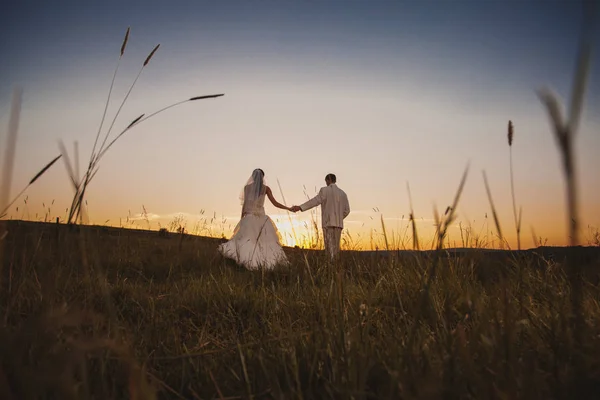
left=128, top=211, right=207, bottom=221
left=348, top=209, right=378, bottom=215
left=383, top=217, right=437, bottom=222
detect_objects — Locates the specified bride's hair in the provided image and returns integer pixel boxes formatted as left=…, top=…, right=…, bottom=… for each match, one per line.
left=254, top=169, right=265, bottom=193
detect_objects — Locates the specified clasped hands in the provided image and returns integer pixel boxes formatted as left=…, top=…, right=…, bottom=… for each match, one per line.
left=288, top=205, right=301, bottom=213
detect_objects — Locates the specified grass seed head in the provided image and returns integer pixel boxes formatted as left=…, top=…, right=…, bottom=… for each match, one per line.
left=189, top=94, right=225, bottom=101
left=120, top=27, right=130, bottom=57
left=29, top=155, right=62, bottom=185
left=143, top=44, right=160, bottom=66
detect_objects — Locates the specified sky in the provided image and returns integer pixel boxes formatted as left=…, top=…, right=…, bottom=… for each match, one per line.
left=1, top=0, right=599, bottom=249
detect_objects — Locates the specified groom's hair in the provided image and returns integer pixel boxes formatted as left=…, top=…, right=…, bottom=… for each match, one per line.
left=325, top=173, right=336, bottom=183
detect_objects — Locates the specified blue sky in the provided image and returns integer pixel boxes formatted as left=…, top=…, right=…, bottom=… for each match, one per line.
left=1, top=0, right=598, bottom=248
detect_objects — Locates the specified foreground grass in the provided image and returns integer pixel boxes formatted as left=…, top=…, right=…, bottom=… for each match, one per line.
left=1, top=221, right=600, bottom=399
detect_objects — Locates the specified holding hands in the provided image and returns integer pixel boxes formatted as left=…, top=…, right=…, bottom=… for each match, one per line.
left=289, top=205, right=301, bottom=213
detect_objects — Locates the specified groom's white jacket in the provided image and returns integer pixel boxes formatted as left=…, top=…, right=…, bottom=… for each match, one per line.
left=300, top=183, right=350, bottom=229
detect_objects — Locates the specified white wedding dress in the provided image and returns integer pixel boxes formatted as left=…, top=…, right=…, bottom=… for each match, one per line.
left=218, top=188, right=289, bottom=270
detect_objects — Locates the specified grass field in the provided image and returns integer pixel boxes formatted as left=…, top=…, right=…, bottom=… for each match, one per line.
left=1, top=7, right=598, bottom=398
left=1, top=219, right=600, bottom=399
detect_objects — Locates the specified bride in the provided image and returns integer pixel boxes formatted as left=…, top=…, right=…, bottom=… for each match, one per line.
left=218, top=168, right=292, bottom=270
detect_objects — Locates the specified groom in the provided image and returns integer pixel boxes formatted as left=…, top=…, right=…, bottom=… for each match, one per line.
left=291, top=173, right=350, bottom=260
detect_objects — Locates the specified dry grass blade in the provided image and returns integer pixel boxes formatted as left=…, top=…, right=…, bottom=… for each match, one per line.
left=380, top=214, right=390, bottom=251
left=144, top=44, right=160, bottom=66
left=58, top=140, right=78, bottom=190
left=517, top=206, right=522, bottom=248
left=276, top=178, right=298, bottom=246
left=531, top=226, right=540, bottom=248
left=448, top=162, right=470, bottom=217
left=536, top=4, right=596, bottom=374
left=482, top=170, right=504, bottom=247
left=209, top=370, right=226, bottom=400
left=432, top=203, right=441, bottom=250
left=435, top=162, right=470, bottom=250
left=408, top=163, right=470, bottom=351
left=66, top=167, right=95, bottom=224
left=74, top=141, right=80, bottom=183
left=236, top=341, right=252, bottom=400
left=538, top=87, right=579, bottom=247
left=70, top=175, right=93, bottom=224
left=537, top=89, right=566, bottom=144
left=536, top=25, right=593, bottom=248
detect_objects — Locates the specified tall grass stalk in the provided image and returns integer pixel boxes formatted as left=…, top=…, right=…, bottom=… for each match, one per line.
left=62, top=27, right=224, bottom=224
left=90, top=27, right=129, bottom=164
left=536, top=2, right=596, bottom=377
left=0, top=87, right=22, bottom=218
left=406, top=182, right=420, bottom=251
left=0, top=87, right=21, bottom=291
left=408, top=163, right=469, bottom=351
left=482, top=170, right=505, bottom=249
left=507, top=120, right=522, bottom=250
left=94, top=42, right=159, bottom=164
left=276, top=178, right=298, bottom=246
left=434, top=163, right=470, bottom=252
left=380, top=214, right=390, bottom=251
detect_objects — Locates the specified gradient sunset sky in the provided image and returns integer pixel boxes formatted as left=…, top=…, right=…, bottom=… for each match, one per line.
left=1, top=0, right=599, bottom=249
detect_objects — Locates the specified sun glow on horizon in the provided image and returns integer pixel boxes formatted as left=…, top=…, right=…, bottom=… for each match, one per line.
left=270, top=213, right=319, bottom=249
left=3, top=200, right=599, bottom=251
left=102, top=208, right=600, bottom=251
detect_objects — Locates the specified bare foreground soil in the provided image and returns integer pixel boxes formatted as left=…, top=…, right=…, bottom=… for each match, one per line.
left=1, top=219, right=600, bottom=399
